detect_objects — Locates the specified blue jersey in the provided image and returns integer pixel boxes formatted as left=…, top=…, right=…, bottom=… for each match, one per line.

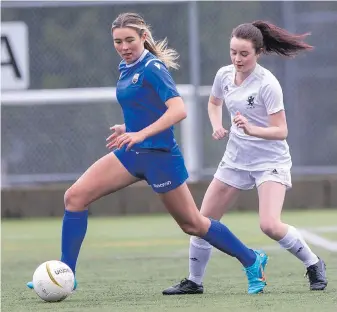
left=116, top=49, right=180, bottom=151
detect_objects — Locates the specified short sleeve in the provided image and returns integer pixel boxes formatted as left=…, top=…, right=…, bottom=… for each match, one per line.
left=260, top=79, right=285, bottom=114
left=211, top=69, right=224, bottom=100
left=144, top=60, right=180, bottom=103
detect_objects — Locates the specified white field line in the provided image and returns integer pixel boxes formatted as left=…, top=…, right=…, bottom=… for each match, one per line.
left=211, top=225, right=337, bottom=256
left=305, top=226, right=337, bottom=233
left=299, top=229, right=337, bottom=252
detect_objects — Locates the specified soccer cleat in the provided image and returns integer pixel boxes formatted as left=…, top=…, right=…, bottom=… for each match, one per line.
left=162, top=278, right=204, bottom=295
left=243, top=249, right=268, bottom=294
left=305, top=258, right=328, bottom=290
left=26, top=279, right=78, bottom=290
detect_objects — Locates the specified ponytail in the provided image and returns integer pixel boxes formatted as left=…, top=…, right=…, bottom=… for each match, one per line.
left=232, top=20, right=313, bottom=57
left=252, top=20, right=313, bottom=57
left=143, top=32, right=179, bottom=70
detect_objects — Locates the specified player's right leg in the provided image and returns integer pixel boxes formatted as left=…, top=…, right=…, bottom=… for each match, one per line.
left=27, top=151, right=140, bottom=290
left=162, top=177, right=240, bottom=295
left=162, top=162, right=268, bottom=295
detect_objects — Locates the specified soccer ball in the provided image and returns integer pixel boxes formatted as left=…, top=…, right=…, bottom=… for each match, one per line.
left=32, top=260, right=75, bottom=302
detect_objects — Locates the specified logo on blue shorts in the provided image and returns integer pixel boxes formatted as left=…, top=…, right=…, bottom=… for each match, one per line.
left=153, top=181, right=172, bottom=188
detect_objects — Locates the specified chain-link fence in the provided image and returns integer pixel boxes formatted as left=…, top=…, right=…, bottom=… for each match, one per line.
left=2, top=1, right=337, bottom=186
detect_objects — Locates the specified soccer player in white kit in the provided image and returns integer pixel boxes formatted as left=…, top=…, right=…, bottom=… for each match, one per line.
left=163, top=20, right=327, bottom=295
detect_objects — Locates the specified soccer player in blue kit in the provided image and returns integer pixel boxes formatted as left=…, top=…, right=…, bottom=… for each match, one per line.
left=27, top=13, right=268, bottom=295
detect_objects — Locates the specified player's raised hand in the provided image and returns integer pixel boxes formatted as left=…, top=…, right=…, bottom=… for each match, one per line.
left=233, top=112, right=253, bottom=135
left=212, top=126, right=228, bottom=140
left=106, top=124, right=126, bottom=149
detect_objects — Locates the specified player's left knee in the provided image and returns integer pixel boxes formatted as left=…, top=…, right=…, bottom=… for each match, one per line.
left=64, top=186, right=87, bottom=212
left=260, top=218, right=282, bottom=237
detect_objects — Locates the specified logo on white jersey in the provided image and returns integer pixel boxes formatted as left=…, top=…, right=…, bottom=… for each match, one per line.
left=246, top=95, right=255, bottom=109
left=132, top=73, right=139, bottom=84
left=219, top=160, right=226, bottom=168
left=224, top=85, right=229, bottom=93
left=154, top=62, right=161, bottom=70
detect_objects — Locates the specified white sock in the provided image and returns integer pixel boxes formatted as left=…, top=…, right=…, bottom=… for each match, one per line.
left=188, top=236, right=212, bottom=285
left=278, top=225, right=319, bottom=267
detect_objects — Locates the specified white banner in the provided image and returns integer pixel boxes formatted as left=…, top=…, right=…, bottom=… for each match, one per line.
left=1, top=21, right=29, bottom=90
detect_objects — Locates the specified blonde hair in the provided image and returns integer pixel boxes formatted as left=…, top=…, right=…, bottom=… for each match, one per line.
left=111, top=12, right=179, bottom=70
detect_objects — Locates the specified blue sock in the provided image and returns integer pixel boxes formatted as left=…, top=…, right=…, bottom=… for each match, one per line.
left=202, top=219, right=256, bottom=267
left=60, top=209, right=88, bottom=274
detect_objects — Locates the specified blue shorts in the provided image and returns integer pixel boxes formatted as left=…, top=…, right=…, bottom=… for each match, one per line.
left=114, top=145, right=189, bottom=193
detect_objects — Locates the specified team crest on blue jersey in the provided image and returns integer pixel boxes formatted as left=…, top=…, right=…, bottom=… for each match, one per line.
left=154, top=62, right=161, bottom=70
left=132, top=73, right=140, bottom=84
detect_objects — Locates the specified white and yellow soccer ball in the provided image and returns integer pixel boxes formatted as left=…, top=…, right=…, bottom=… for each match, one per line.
left=32, top=260, right=75, bottom=302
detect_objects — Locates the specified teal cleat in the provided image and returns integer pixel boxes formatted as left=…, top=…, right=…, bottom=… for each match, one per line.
left=243, top=250, right=268, bottom=294
left=26, top=279, right=78, bottom=290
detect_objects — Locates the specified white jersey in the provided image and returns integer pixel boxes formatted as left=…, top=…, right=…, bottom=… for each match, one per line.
left=211, top=63, right=292, bottom=171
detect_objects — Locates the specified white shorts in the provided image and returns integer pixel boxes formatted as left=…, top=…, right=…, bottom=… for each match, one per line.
left=214, top=160, right=292, bottom=190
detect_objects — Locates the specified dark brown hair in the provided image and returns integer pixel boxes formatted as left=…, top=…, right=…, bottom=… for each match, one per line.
left=111, top=12, right=179, bottom=69
left=231, top=20, right=313, bottom=57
